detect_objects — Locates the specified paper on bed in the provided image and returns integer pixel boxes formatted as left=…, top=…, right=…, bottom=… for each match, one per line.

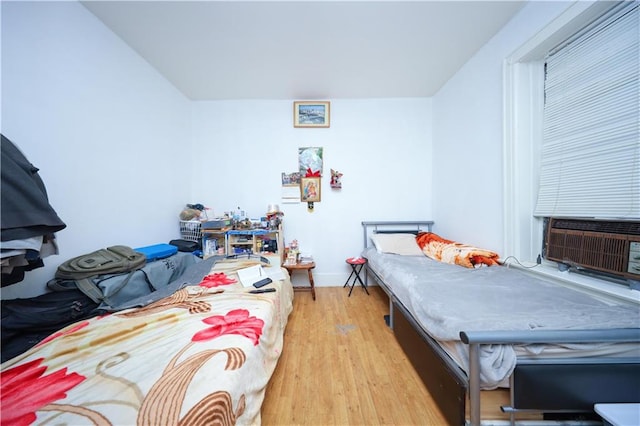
left=237, top=265, right=267, bottom=287
left=265, top=266, right=286, bottom=281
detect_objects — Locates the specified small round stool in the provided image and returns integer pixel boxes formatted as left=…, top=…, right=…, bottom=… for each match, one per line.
left=344, top=257, right=369, bottom=297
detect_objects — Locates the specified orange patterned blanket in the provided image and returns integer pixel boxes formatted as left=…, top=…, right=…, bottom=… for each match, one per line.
left=416, top=232, right=500, bottom=268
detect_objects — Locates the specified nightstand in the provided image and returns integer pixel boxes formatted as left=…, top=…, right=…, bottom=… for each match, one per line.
left=283, top=260, right=316, bottom=301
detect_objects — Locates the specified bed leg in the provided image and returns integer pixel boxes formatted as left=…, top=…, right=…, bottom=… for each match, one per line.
left=469, top=343, right=481, bottom=426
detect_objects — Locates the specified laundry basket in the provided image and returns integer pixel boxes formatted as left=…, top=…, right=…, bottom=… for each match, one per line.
left=179, top=220, right=203, bottom=242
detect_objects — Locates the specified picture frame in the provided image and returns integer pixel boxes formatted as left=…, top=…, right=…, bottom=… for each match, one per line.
left=298, top=146, right=323, bottom=176
left=300, top=177, right=321, bottom=202
left=293, top=101, right=330, bottom=128
left=281, top=171, right=301, bottom=186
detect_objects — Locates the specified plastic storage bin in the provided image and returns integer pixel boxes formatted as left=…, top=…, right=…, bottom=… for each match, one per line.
left=179, top=220, right=202, bottom=242
left=134, top=244, right=178, bottom=261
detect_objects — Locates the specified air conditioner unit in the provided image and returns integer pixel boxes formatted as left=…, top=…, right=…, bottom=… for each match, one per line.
left=545, top=219, right=640, bottom=280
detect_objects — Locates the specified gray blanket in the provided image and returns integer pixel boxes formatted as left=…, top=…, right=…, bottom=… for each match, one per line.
left=364, top=247, right=640, bottom=388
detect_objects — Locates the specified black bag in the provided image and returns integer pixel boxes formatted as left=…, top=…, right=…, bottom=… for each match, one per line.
left=170, top=239, right=201, bottom=252
left=1, top=290, right=99, bottom=362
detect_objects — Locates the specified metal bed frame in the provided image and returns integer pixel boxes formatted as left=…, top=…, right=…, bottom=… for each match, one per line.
left=361, top=221, right=435, bottom=329
left=361, top=221, right=640, bottom=426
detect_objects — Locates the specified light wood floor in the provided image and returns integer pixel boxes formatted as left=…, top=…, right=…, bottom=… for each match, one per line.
left=262, top=286, right=453, bottom=425
left=261, top=286, right=539, bottom=426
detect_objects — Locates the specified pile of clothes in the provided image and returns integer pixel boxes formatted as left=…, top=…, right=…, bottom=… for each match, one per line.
left=1, top=134, right=66, bottom=286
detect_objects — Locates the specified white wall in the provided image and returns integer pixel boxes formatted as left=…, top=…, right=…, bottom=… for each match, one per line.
left=1, top=2, right=432, bottom=296
left=431, top=1, right=573, bottom=255
left=1, top=0, right=577, bottom=297
left=191, top=98, right=433, bottom=286
left=1, top=1, right=192, bottom=298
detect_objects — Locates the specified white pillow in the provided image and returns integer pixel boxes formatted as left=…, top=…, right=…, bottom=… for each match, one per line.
left=370, top=233, right=423, bottom=256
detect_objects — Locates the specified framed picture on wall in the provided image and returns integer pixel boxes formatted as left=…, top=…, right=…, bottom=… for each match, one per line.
left=298, top=146, right=323, bottom=176
left=300, top=177, right=321, bottom=202
left=294, top=101, right=330, bottom=128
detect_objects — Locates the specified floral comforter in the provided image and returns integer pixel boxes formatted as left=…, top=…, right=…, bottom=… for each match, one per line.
left=1, top=258, right=293, bottom=426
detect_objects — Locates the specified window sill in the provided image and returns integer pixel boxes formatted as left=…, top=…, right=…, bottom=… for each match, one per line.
left=509, top=262, right=640, bottom=305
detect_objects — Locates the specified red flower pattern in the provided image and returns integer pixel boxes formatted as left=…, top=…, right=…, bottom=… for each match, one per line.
left=199, top=272, right=237, bottom=288
left=1, top=358, right=85, bottom=426
left=192, top=309, right=264, bottom=346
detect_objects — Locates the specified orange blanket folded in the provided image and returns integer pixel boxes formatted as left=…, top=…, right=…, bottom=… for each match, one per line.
left=415, top=232, right=500, bottom=268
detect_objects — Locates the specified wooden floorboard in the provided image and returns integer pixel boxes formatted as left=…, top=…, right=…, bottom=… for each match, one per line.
left=262, top=286, right=453, bottom=425
left=261, top=285, right=541, bottom=425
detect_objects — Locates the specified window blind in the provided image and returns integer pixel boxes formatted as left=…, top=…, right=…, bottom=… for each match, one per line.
left=534, top=2, right=639, bottom=219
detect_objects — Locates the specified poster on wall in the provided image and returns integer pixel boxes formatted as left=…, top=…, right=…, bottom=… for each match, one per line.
left=281, top=172, right=301, bottom=204
left=298, top=147, right=323, bottom=176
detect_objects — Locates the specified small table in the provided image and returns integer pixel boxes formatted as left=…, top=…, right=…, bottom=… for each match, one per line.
left=344, top=257, right=369, bottom=297
left=283, top=261, right=316, bottom=301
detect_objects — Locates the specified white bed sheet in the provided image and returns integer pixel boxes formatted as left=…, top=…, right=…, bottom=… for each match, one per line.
left=363, top=247, right=640, bottom=388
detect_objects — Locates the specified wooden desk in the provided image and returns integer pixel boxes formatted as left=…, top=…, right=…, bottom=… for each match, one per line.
left=283, top=261, right=316, bottom=301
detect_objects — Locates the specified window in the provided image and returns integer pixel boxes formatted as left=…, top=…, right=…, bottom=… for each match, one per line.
left=535, top=3, right=639, bottom=219
left=503, top=2, right=639, bottom=266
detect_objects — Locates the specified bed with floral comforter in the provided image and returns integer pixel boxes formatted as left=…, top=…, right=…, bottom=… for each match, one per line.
left=1, top=258, right=293, bottom=426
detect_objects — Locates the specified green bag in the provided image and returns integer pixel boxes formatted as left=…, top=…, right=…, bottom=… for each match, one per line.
left=54, top=246, right=146, bottom=304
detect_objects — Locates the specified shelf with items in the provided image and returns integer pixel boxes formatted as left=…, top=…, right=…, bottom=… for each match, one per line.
left=201, top=225, right=283, bottom=263
left=201, top=227, right=231, bottom=259
left=227, top=227, right=283, bottom=261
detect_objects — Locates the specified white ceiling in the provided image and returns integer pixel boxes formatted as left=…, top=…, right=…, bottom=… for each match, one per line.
left=81, top=1, right=526, bottom=101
